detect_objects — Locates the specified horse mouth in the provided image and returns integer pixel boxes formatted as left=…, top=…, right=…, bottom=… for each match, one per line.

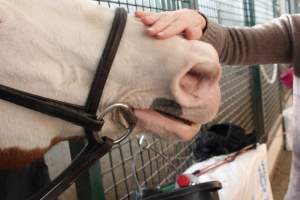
left=133, top=108, right=199, bottom=140
left=154, top=110, right=194, bottom=126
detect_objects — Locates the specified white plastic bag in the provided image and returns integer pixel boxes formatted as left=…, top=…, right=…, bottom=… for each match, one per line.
left=184, top=144, right=273, bottom=200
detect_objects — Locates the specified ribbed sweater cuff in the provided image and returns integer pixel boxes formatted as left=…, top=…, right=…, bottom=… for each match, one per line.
left=201, top=20, right=223, bottom=49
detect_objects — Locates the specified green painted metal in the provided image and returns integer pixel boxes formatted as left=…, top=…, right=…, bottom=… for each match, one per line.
left=181, top=0, right=190, bottom=9
left=287, top=0, right=293, bottom=12
left=244, top=0, right=267, bottom=142
left=181, top=0, right=197, bottom=9
left=166, top=0, right=172, bottom=10
left=161, top=0, right=167, bottom=10
left=250, top=66, right=267, bottom=142
left=155, top=0, right=162, bottom=10
left=69, top=140, right=106, bottom=200
left=273, top=0, right=280, bottom=17
left=244, top=0, right=255, bottom=26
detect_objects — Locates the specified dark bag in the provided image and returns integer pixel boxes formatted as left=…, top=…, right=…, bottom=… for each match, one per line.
left=193, top=123, right=257, bottom=161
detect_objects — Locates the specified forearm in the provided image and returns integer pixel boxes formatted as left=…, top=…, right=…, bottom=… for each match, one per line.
left=201, top=15, right=293, bottom=66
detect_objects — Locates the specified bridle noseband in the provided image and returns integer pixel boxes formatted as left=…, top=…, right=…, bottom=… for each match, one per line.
left=0, top=8, right=134, bottom=200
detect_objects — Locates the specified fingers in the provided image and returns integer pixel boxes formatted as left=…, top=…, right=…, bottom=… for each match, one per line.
left=146, top=12, right=178, bottom=36
left=184, top=25, right=203, bottom=40
left=155, top=19, right=187, bottom=39
left=135, top=11, right=179, bottom=36
left=140, top=13, right=161, bottom=26
left=135, top=9, right=207, bottom=40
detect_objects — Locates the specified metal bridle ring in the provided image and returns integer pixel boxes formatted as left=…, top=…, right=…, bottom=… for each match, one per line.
left=93, top=103, right=137, bottom=144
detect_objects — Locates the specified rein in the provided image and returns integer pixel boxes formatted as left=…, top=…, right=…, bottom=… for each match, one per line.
left=0, top=8, right=134, bottom=200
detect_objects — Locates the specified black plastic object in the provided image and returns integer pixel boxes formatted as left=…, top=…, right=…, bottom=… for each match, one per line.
left=131, top=181, right=222, bottom=200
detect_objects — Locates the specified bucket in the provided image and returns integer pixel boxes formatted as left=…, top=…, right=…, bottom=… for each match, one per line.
left=280, top=68, right=293, bottom=89
left=141, top=181, right=222, bottom=200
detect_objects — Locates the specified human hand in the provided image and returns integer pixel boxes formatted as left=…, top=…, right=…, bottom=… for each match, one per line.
left=135, top=9, right=207, bottom=40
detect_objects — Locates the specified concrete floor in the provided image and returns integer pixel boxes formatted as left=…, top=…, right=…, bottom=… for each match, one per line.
left=271, top=150, right=292, bottom=200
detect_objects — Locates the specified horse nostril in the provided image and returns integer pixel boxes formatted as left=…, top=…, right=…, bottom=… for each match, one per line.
left=150, top=98, right=183, bottom=117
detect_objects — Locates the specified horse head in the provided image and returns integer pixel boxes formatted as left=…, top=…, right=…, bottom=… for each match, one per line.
left=0, top=0, right=221, bottom=168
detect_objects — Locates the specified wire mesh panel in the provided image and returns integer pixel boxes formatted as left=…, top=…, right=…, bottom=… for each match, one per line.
left=254, top=0, right=274, bottom=24
left=198, top=0, right=256, bottom=133
left=213, top=66, right=256, bottom=133
left=91, top=0, right=183, bottom=12
left=198, top=0, right=246, bottom=26
left=100, top=137, right=194, bottom=200
left=260, top=65, right=282, bottom=139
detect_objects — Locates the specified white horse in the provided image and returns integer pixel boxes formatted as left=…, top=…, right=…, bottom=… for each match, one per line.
left=0, top=0, right=221, bottom=168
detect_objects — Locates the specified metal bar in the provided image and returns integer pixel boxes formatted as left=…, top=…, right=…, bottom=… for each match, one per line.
left=287, top=0, right=292, bottom=13
left=243, top=0, right=267, bottom=142
left=166, top=0, right=172, bottom=10
left=181, top=0, right=195, bottom=9
left=161, top=0, right=167, bottom=11
left=250, top=66, right=266, bottom=142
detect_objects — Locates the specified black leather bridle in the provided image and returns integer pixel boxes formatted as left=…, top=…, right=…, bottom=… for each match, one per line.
left=0, top=8, right=135, bottom=200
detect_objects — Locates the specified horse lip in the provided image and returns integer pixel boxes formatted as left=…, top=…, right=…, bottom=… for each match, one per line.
left=154, top=109, right=194, bottom=126
left=149, top=98, right=195, bottom=126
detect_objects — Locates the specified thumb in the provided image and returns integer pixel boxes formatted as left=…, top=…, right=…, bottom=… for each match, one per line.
left=185, top=26, right=203, bottom=40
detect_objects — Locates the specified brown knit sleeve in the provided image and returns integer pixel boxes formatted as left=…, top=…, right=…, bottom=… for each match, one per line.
left=201, top=15, right=294, bottom=66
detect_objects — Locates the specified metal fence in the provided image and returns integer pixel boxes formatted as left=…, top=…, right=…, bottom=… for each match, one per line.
left=65, top=0, right=290, bottom=199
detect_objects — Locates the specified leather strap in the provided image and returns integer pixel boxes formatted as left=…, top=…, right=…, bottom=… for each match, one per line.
left=85, top=7, right=127, bottom=114
left=0, top=84, right=103, bottom=131
left=84, top=7, right=127, bottom=141
left=28, top=137, right=114, bottom=200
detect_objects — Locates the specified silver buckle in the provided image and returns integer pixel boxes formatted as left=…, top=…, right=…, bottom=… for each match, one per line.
left=93, top=103, right=137, bottom=144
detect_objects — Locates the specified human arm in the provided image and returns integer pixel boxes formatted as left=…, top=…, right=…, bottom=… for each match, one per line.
left=135, top=10, right=296, bottom=67
left=201, top=15, right=294, bottom=66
